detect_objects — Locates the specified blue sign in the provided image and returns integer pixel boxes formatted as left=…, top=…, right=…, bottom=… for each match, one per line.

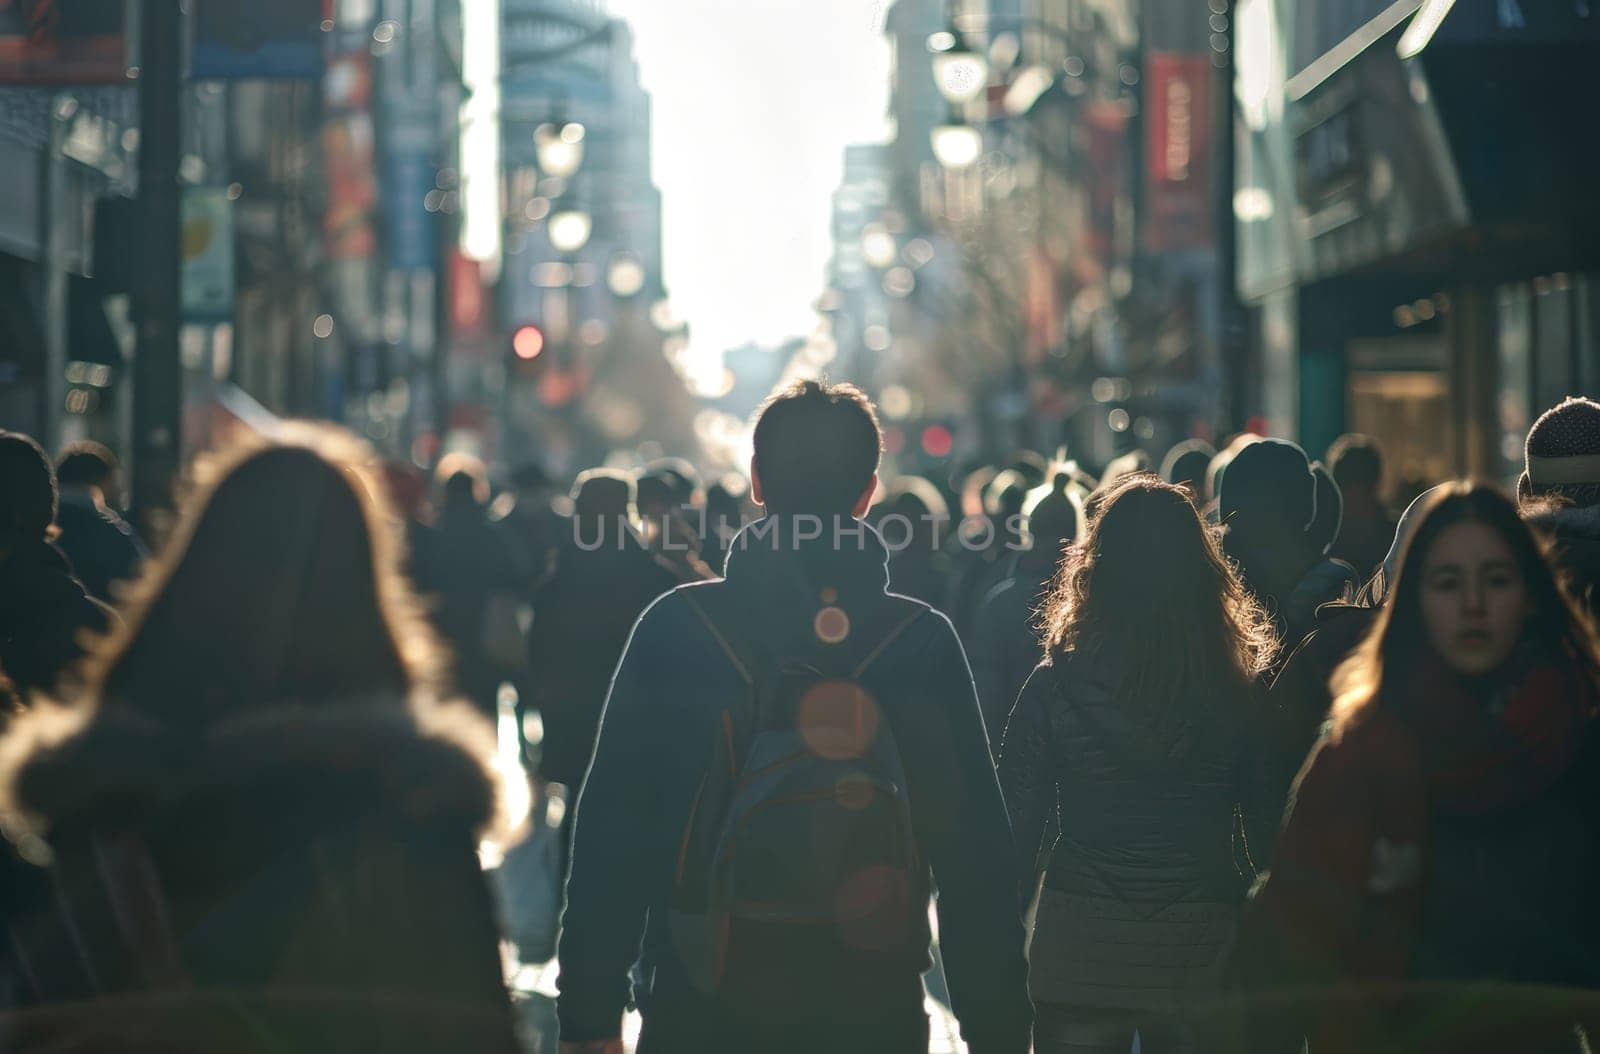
left=383, top=150, right=436, bottom=272
left=191, top=2, right=327, bottom=79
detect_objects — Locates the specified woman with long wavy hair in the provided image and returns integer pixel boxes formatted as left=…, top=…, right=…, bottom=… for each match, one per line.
left=0, top=425, right=519, bottom=1052
left=1238, top=482, right=1600, bottom=1052
left=998, top=474, right=1278, bottom=1053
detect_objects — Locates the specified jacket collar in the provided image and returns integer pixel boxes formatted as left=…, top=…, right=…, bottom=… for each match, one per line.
left=721, top=515, right=892, bottom=602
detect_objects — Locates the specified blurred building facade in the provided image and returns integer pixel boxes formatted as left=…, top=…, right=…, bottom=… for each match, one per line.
left=0, top=4, right=472, bottom=469
left=872, top=0, right=1233, bottom=472
left=1235, top=0, right=1600, bottom=490
left=496, top=0, right=691, bottom=476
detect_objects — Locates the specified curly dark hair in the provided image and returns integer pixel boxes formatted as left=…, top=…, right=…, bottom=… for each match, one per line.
left=1040, top=474, right=1279, bottom=715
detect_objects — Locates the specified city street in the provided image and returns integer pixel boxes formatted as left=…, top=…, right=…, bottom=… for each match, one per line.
left=1, top=2, right=1597, bottom=1052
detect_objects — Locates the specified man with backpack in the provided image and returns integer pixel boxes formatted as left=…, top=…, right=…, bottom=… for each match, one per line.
left=557, top=381, right=1033, bottom=1054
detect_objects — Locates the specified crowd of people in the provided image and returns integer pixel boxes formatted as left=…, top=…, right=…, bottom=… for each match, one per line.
left=0, top=386, right=1597, bottom=1052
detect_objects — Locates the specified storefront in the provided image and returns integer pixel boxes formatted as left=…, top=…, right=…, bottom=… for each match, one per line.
left=1235, top=0, right=1599, bottom=492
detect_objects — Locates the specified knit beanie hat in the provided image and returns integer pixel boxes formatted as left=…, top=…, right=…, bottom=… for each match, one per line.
left=1519, top=397, right=1600, bottom=505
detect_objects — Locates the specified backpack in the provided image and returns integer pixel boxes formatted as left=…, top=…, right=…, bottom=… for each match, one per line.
left=667, top=587, right=930, bottom=1015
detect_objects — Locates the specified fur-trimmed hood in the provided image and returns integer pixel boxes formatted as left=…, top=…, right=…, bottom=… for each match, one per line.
left=0, top=694, right=512, bottom=844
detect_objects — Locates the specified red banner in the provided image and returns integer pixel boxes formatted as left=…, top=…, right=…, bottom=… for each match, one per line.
left=1142, top=52, right=1214, bottom=252
left=0, top=0, right=128, bottom=84
left=448, top=250, right=487, bottom=338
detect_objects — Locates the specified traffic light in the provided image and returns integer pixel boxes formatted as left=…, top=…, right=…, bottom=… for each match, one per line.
left=512, top=324, right=546, bottom=363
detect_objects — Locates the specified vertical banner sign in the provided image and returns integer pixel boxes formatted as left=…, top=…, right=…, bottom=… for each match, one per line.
left=0, top=0, right=128, bottom=84
left=1142, top=52, right=1215, bottom=252
left=323, top=51, right=377, bottom=259
left=190, top=0, right=331, bottom=78
left=378, top=0, right=438, bottom=274
left=181, top=187, right=235, bottom=322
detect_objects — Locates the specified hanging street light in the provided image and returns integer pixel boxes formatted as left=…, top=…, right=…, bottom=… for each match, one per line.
left=929, top=26, right=990, bottom=105
left=607, top=251, right=647, bottom=297
left=861, top=222, right=898, bottom=270
left=534, top=121, right=586, bottom=179
left=931, top=114, right=983, bottom=169
left=548, top=207, right=593, bottom=253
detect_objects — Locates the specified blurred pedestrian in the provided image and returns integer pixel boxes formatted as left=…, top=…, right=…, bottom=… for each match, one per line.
left=1204, top=433, right=1261, bottom=522
left=412, top=455, right=525, bottom=722
left=700, top=475, right=748, bottom=570
left=0, top=425, right=518, bottom=1051
left=53, top=441, right=145, bottom=604
left=382, top=459, right=438, bottom=581
left=0, top=432, right=109, bottom=699
left=636, top=462, right=715, bottom=583
left=499, top=462, right=570, bottom=589
left=998, top=475, right=1277, bottom=1054
left=872, top=475, right=952, bottom=608
left=1161, top=439, right=1217, bottom=504
left=1327, top=433, right=1398, bottom=584
left=558, top=380, right=1032, bottom=1054
left=525, top=468, right=677, bottom=790
left=1518, top=396, right=1600, bottom=617
left=1237, top=483, right=1600, bottom=1053
left=1284, top=463, right=1360, bottom=633
left=971, top=470, right=1083, bottom=739
left=1219, top=439, right=1327, bottom=653
left=946, top=468, right=1035, bottom=641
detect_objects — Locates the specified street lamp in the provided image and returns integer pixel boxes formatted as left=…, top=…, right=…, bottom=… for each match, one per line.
left=931, top=116, right=983, bottom=169
left=861, top=222, right=898, bottom=270
left=548, top=207, right=593, bottom=253
left=607, top=251, right=647, bottom=297
left=929, top=26, right=989, bottom=105
left=534, top=121, right=586, bottom=179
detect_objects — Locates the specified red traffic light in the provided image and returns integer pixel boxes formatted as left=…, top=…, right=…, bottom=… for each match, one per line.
left=512, top=325, right=546, bottom=360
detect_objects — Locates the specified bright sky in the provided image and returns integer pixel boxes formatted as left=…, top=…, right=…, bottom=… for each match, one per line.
left=601, top=0, right=893, bottom=357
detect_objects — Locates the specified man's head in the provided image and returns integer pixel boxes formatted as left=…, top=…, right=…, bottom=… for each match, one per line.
left=56, top=441, right=122, bottom=505
left=1327, top=433, right=1385, bottom=501
left=1160, top=439, right=1216, bottom=500
left=0, top=431, right=58, bottom=548
left=750, top=380, right=881, bottom=516
left=1518, top=396, right=1600, bottom=508
left=510, top=462, right=552, bottom=499
left=1220, top=438, right=1316, bottom=536
left=435, top=452, right=490, bottom=510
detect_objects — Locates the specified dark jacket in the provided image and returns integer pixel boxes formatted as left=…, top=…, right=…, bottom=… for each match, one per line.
left=1, top=697, right=519, bottom=1052
left=53, top=491, right=145, bottom=603
left=413, top=505, right=523, bottom=713
left=1264, top=603, right=1381, bottom=847
left=526, top=528, right=679, bottom=787
left=970, top=556, right=1051, bottom=738
left=0, top=541, right=110, bottom=697
left=998, top=650, right=1257, bottom=1016
left=1330, top=506, right=1397, bottom=586
left=557, top=517, right=1033, bottom=1054
left=1527, top=501, right=1600, bottom=618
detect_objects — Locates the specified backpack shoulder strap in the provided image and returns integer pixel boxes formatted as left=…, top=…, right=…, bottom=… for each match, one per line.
left=681, top=585, right=925, bottom=684
left=849, top=600, right=926, bottom=679
left=680, top=586, right=760, bottom=685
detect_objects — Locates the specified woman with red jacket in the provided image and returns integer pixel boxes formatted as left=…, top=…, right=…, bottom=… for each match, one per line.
left=1240, top=482, right=1600, bottom=1052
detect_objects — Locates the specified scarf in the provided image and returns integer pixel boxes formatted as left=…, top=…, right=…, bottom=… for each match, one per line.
left=1397, top=642, right=1598, bottom=816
